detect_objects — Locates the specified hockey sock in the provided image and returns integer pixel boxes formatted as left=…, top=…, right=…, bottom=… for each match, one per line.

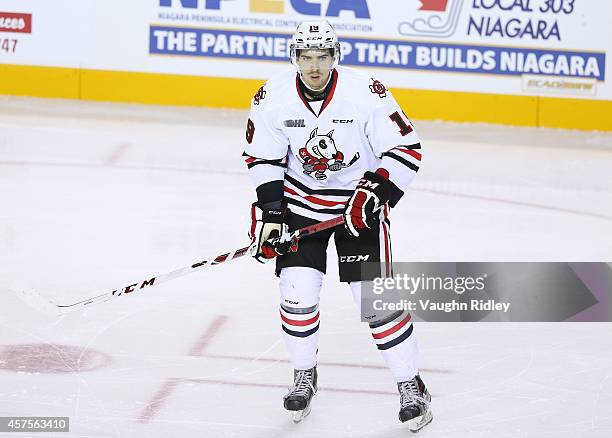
left=350, top=281, right=419, bottom=382
left=280, top=267, right=323, bottom=370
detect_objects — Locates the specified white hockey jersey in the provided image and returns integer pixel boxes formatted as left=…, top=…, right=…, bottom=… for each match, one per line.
left=244, top=65, right=422, bottom=221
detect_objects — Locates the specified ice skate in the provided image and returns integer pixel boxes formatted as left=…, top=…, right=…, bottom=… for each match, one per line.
left=397, top=374, right=433, bottom=433
left=283, top=366, right=317, bottom=423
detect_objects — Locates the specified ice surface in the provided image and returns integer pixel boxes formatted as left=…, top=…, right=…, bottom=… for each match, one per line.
left=1, top=96, right=612, bottom=437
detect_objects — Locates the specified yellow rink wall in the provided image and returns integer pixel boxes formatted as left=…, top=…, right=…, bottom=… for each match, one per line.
left=1, top=63, right=611, bottom=131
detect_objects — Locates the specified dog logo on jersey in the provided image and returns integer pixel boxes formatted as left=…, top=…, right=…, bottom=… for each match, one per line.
left=298, top=128, right=359, bottom=180
left=253, top=86, right=266, bottom=105
left=369, top=79, right=387, bottom=98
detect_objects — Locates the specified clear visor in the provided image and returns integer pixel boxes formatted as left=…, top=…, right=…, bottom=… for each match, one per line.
left=290, top=42, right=340, bottom=71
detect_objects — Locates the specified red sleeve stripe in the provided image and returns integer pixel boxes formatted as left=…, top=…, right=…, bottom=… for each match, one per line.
left=244, top=154, right=287, bottom=165
left=284, top=186, right=347, bottom=207
left=382, top=151, right=419, bottom=172
left=280, top=311, right=320, bottom=327
left=372, top=313, right=412, bottom=339
left=395, top=148, right=422, bottom=161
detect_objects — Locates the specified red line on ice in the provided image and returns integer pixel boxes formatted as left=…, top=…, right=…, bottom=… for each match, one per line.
left=107, top=142, right=131, bottom=165
left=136, top=378, right=180, bottom=423
left=203, top=352, right=452, bottom=374
left=183, top=377, right=397, bottom=396
left=189, top=315, right=229, bottom=357
left=137, top=315, right=228, bottom=423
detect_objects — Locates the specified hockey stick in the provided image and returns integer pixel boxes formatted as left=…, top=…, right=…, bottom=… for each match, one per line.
left=16, top=215, right=345, bottom=316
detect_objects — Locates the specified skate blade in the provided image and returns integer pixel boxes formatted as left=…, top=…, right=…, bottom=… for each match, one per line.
left=291, top=404, right=312, bottom=423
left=408, top=409, right=433, bottom=433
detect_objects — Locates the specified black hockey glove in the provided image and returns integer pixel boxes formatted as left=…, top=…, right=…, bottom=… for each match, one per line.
left=249, top=202, right=298, bottom=263
left=344, top=170, right=391, bottom=237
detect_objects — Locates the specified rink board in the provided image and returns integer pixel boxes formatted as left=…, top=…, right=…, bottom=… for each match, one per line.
left=1, top=63, right=610, bottom=131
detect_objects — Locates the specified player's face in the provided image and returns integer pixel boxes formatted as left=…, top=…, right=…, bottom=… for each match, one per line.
left=297, top=49, right=334, bottom=91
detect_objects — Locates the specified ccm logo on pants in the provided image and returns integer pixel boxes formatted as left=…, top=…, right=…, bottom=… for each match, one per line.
left=339, top=255, right=370, bottom=262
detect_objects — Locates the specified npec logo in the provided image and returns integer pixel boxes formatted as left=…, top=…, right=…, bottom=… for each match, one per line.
left=159, top=0, right=370, bottom=18
left=0, top=12, right=32, bottom=33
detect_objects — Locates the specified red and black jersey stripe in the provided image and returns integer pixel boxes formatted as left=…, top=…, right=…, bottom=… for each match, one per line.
left=285, top=197, right=346, bottom=215
left=243, top=154, right=288, bottom=169
left=395, top=143, right=422, bottom=161
left=285, top=174, right=353, bottom=197
left=382, top=151, right=420, bottom=172
left=284, top=174, right=351, bottom=215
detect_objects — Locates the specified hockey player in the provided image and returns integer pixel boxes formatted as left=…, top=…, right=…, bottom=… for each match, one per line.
left=244, top=20, right=432, bottom=432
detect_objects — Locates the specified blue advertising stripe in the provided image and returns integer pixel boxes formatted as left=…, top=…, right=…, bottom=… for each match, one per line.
left=149, top=25, right=291, bottom=61
left=341, top=37, right=606, bottom=80
left=149, top=26, right=606, bottom=80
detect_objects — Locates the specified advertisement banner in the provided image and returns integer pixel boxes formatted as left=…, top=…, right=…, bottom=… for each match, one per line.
left=0, top=0, right=88, bottom=68
left=146, top=0, right=611, bottom=100
left=1, top=1, right=610, bottom=101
